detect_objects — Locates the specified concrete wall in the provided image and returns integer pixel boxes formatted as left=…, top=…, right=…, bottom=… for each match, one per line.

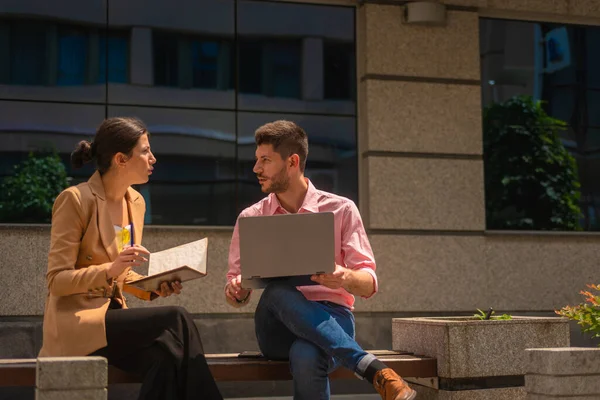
left=357, top=0, right=600, bottom=318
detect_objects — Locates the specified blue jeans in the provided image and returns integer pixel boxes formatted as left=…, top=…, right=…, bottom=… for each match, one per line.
left=254, top=282, right=375, bottom=400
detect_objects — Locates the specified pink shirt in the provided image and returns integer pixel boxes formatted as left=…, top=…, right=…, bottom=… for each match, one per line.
left=227, top=179, right=378, bottom=309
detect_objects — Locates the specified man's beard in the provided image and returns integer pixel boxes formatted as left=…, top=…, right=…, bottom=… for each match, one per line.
left=259, top=166, right=290, bottom=193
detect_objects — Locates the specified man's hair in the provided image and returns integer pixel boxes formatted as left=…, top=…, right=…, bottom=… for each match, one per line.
left=255, top=120, right=309, bottom=172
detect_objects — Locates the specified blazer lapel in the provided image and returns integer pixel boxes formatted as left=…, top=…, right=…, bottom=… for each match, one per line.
left=88, top=172, right=119, bottom=260
left=127, top=187, right=144, bottom=245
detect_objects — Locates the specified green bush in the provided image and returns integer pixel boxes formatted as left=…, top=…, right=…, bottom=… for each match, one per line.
left=556, top=284, right=600, bottom=345
left=0, top=153, right=70, bottom=223
left=483, top=95, right=582, bottom=230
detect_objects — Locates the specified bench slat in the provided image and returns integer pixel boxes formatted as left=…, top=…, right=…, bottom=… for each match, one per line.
left=0, top=352, right=437, bottom=387
left=208, top=355, right=437, bottom=382
left=109, top=353, right=436, bottom=383
left=0, top=361, right=36, bottom=387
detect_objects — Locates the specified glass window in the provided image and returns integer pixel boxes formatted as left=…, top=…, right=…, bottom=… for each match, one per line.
left=239, top=38, right=262, bottom=95
left=481, top=18, right=600, bottom=231
left=237, top=1, right=355, bottom=116
left=109, top=0, right=235, bottom=109
left=191, top=41, right=219, bottom=88
left=0, top=0, right=356, bottom=226
left=108, top=106, right=237, bottom=225
left=0, top=100, right=104, bottom=180
left=57, top=26, right=88, bottom=86
left=268, top=41, right=302, bottom=99
left=0, top=2, right=106, bottom=103
left=324, top=41, right=355, bottom=100
left=239, top=39, right=301, bottom=99
left=10, top=22, right=48, bottom=86
left=153, top=34, right=234, bottom=90
left=153, top=31, right=179, bottom=87
left=99, top=33, right=129, bottom=83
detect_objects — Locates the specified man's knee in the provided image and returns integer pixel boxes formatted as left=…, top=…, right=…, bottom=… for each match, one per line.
left=289, top=339, right=328, bottom=376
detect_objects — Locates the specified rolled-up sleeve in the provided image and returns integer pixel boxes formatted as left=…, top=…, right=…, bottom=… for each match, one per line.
left=341, top=201, right=378, bottom=298
left=227, top=209, right=253, bottom=284
left=227, top=218, right=242, bottom=284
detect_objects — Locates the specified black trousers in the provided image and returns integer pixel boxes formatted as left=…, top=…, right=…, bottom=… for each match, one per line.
left=90, top=301, right=222, bottom=400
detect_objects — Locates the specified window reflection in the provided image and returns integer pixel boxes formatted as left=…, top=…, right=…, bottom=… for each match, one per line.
left=108, top=106, right=237, bottom=225
left=0, top=20, right=122, bottom=87
left=481, top=19, right=600, bottom=230
left=153, top=31, right=234, bottom=90
left=108, top=0, right=235, bottom=109
left=57, top=27, right=89, bottom=86
left=8, top=22, right=49, bottom=86
left=0, top=0, right=357, bottom=225
left=191, top=41, right=221, bottom=88
left=239, top=39, right=302, bottom=99
left=153, top=32, right=179, bottom=87
left=324, top=41, right=355, bottom=100
left=0, top=4, right=107, bottom=103
left=99, top=33, right=129, bottom=84
left=0, top=100, right=103, bottom=183
left=237, top=0, right=356, bottom=115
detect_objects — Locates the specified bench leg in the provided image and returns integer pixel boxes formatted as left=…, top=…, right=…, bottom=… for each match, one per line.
left=35, top=357, right=107, bottom=400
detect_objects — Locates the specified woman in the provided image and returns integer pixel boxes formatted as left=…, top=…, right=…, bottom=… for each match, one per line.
left=39, top=117, right=223, bottom=400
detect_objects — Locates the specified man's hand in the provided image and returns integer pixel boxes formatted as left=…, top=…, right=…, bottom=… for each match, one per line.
left=311, top=265, right=376, bottom=297
left=311, top=264, right=348, bottom=289
left=225, top=275, right=251, bottom=305
left=154, top=281, right=183, bottom=298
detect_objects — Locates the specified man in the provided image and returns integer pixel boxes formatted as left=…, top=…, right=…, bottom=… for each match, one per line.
left=225, top=120, right=416, bottom=400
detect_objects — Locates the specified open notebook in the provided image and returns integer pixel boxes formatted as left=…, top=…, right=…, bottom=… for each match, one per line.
left=127, top=238, right=208, bottom=291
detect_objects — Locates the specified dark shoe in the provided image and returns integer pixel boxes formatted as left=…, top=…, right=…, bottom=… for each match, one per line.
left=373, top=368, right=417, bottom=400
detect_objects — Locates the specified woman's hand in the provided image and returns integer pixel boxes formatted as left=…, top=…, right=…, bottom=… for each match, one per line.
left=106, top=245, right=150, bottom=279
left=154, top=281, right=183, bottom=297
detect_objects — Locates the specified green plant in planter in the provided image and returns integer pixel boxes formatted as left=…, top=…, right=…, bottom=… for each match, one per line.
left=483, top=95, right=582, bottom=230
left=556, top=284, right=600, bottom=345
left=473, top=308, right=513, bottom=321
left=0, top=152, right=70, bottom=223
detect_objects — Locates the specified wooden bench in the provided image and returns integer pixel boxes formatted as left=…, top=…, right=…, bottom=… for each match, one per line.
left=0, top=351, right=436, bottom=386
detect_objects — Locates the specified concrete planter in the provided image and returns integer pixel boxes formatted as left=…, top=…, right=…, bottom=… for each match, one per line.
left=526, top=347, right=600, bottom=399
left=392, top=316, right=570, bottom=379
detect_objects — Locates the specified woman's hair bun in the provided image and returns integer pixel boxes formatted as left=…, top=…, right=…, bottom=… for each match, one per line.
left=71, top=140, right=94, bottom=169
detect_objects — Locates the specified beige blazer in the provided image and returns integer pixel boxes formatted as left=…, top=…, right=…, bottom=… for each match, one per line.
left=39, top=171, right=155, bottom=357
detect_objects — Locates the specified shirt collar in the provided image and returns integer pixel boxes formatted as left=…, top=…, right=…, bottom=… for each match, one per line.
left=266, top=178, right=320, bottom=215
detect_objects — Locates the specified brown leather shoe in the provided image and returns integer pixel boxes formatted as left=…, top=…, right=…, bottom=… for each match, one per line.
left=373, top=368, right=417, bottom=400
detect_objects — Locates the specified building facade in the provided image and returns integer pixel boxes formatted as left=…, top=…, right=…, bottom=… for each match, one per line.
left=1, top=0, right=600, bottom=396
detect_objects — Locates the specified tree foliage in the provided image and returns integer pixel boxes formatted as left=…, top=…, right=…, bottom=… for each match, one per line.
left=0, top=153, right=69, bottom=223
left=484, top=96, right=582, bottom=230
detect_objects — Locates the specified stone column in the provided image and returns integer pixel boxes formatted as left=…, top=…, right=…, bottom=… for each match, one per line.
left=356, top=3, right=485, bottom=314
left=526, top=348, right=600, bottom=399
left=36, top=357, right=107, bottom=400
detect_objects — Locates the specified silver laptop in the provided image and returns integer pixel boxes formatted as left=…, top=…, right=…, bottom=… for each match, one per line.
left=239, top=212, right=335, bottom=289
